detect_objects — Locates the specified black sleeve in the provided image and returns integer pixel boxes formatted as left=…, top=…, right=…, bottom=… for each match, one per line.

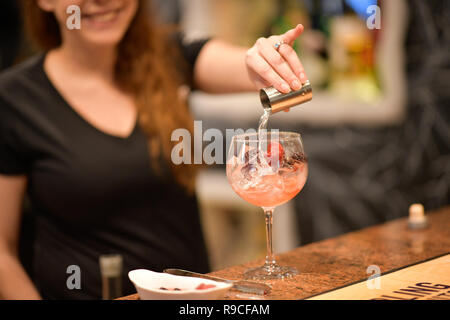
left=173, top=33, right=211, bottom=86
left=174, top=33, right=211, bottom=70
left=0, top=100, right=30, bottom=175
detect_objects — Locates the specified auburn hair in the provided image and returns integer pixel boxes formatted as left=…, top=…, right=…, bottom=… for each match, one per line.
left=22, top=0, right=197, bottom=193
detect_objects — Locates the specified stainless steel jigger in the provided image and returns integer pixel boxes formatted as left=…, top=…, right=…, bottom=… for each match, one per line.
left=260, top=80, right=313, bottom=114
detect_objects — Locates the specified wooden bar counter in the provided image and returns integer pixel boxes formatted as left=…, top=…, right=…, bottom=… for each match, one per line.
left=119, top=206, right=450, bottom=300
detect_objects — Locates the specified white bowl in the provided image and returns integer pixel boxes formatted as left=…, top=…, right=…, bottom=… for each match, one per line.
left=128, top=269, right=233, bottom=300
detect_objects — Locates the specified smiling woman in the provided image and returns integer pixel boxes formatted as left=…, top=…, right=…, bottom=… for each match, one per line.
left=23, top=0, right=198, bottom=191
left=0, top=0, right=208, bottom=299
left=0, top=0, right=309, bottom=300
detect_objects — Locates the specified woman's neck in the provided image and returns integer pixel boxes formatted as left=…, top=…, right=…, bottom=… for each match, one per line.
left=50, top=40, right=118, bottom=83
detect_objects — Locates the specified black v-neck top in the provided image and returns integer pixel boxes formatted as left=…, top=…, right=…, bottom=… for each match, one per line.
left=0, top=40, right=210, bottom=299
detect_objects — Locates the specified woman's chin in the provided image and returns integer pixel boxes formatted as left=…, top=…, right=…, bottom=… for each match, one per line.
left=77, top=31, right=126, bottom=47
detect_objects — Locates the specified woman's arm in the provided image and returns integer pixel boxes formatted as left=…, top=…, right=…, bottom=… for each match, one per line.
left=193, top=24, right=308, bottom=94
left=0, top=175, right=41, bottom=300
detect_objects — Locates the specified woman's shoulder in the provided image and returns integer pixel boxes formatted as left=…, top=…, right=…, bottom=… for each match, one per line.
left=0, top=54, right=47, bottom=116
left=0, top=54, right=45, bottom=92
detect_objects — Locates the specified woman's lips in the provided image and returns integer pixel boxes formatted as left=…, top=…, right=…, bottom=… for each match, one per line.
left=82, top=8, right=122, bottom=24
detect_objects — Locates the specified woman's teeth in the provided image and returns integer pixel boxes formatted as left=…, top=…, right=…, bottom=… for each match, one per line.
left=86, top=10, right=119, bottom=23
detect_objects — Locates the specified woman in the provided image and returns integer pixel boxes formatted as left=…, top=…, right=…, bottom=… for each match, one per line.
left=0, top=0, right=307, bottom=299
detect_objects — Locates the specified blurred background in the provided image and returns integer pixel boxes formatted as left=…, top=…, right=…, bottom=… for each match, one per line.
left=2, top=0, right=449, bottom=271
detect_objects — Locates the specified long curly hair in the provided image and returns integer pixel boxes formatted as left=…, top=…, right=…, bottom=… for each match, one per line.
left=22, top=0, right=197, bottom=193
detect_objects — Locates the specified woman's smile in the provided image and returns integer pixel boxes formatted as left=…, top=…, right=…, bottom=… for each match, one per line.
left=82, top=7, right=124, bottom=27
left=63, top=0, right=138, bottom=45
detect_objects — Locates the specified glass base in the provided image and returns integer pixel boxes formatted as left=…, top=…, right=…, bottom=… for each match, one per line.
left=244, top=264, right=298, bottom=280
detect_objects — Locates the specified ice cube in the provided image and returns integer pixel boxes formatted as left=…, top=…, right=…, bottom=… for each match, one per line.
left=241, top=163, right=258, bottom=180
left=244, top=149, right=261, bottom=166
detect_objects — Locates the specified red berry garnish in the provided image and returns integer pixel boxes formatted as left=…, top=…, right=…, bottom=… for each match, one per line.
left=196, top=283, right=216, bottom=290
left=266, top=142, right=284, bottom=165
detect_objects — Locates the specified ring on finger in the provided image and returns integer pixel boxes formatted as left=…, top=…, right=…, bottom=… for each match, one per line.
left=274, top=40, right=287, bottom=52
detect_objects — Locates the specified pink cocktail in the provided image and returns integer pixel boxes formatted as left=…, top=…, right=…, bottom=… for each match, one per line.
left=226, top=131, right=308, bottom=280
left=227, top=158, right=308, bottom=208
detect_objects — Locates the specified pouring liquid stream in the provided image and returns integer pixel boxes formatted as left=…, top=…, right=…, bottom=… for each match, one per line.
left=257, top=108, right=272, bottom=169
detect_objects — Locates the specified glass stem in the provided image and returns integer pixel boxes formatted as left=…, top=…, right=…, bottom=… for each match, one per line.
left=263, top=207, right=276, bottom=270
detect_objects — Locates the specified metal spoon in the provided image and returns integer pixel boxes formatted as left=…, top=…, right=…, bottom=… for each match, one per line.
left=163, top=268, right=271, bottom=296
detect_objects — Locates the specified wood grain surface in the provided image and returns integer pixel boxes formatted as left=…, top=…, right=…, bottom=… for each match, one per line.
left=118, top=206, right=450, bottom=300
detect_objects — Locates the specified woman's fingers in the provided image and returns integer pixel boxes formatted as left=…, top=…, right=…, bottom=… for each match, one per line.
left=277, top=43, right=308, bottom=84
left=245, top=23, right=307, bottom=94
left=247, top=51, right=291, bottom=93
left=256, top=37, right=301, bottom=92
left=282, top=24, right=304, bottom=46
left=279, top=24, right=307, bottom=83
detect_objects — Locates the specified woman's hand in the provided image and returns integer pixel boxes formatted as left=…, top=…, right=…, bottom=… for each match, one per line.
left=193, top=24, right=307, bottom=96
left=246, top=24, right=308, bottom=94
